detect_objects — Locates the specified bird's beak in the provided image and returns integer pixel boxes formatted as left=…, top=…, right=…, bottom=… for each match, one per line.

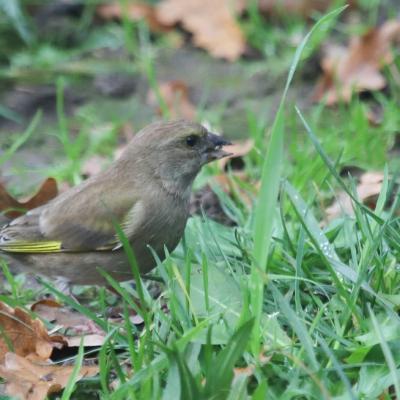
left=202, top=132, right=233, bottom=163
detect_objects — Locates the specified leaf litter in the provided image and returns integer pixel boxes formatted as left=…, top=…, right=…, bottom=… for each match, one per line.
left=0, top=352, right=98, bottom=400
left=325, top=171, right=384, bottom=221
left=0, top=301, right=100, bottom=399
left=314, top=19, right=400, bottom=105
left=0, top=302, right=65, bottom=363
left=0, top=178, right=58, bottom=219
left=156, top=0, right=246, bottom=60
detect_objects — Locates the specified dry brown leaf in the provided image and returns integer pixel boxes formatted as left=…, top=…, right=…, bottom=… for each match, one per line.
left=213, top=173, right=256, bottom=205
left=218, top=139, right=254, bottom=171
left=315, top=20, right=400, bottom=105
left=0, top=178, right=58, bottom=219
left=233, top=351, right=270, bottom=380
left=31, top=299, right=104, bottom=336
left=30, top=300, right=106, bottom=349
left=222, top=173, right=260, bottom=205
left=213, top=139, right=256, bottom=208
left=156, top=0, right=246, bottom=60
left=66, top=334, right=106, bottom=347
left=0, top=352, right=98, bottom=400
left=234, top=365, right=255, bottom=377
left=325, top=171, right=383, bottom=221
left=96, top=1, right=169, bottom=32
left=147, top=80, right=196, bottom=119
left=0, top=302, right=65, bottom=363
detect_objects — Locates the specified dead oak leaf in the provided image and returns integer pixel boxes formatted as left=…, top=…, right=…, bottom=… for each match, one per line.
left=31, top=300, right=106, bottom=348
left=0, top=178, right=57, bottom=219
left=0, top=352, right=98, bottom=400
left=314, top=19, right=400, bottom=105
left=31, top=299, right=104, bottom=336
left=325, top=171, right=383, bottom=221
left=190, top=137, right=255, bottom=221
left=156, top=0, right=246, bottom=60
left=0, top=302, right=65, bottom=363
left=218, top=139, right=254, bottom=171
left=66, top=334, right=106, bottom=347
left=96, top=1, right=169, bottom=32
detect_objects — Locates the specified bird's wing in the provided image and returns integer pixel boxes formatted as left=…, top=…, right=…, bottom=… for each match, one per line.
left=0, top=180, right=144, bottom=253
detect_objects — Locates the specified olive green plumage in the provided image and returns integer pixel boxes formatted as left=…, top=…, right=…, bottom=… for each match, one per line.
left=0, top=119, right=231, bottom=285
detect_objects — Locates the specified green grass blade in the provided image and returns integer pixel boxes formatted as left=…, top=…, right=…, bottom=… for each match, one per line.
left=0, top=0, right=34, bottom=44
left=0, top=104, right=23, bottom=124
left=252, top=5, right=346, bottom=268
left=204, top=318, right=254, bottom=398
left=0, top=110, right=41, bottom=165
left=37, top=278, right=109, bottom=332
left=369, top=305, right=400, bottom=398
left=271, top=285, right=319, bottom=371
left=250, top=6, right=346, bottom=351
left=171, top=346, right=201, bottom=400
left=112, top=319, right=210, bottom=397
left=295, top=106, right=384, bottom=224
left=317, top=337, right=356, bottom=400
left=61, top=338, right=84, bottom=400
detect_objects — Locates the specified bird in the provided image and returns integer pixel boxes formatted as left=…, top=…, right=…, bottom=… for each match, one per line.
left=0, top=120, right=231, bottom=285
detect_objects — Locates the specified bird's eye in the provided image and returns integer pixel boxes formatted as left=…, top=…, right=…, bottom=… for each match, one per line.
left=186, top=135, right=198, bottom=147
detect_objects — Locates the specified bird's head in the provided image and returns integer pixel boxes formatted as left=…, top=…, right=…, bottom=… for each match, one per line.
left=126, top=120, right=232, bottom=196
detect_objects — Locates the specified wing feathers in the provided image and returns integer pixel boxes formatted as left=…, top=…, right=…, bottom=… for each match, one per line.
left=0, top=196, right=144, bottom=253
left=0, top=241, right=62, bottom=253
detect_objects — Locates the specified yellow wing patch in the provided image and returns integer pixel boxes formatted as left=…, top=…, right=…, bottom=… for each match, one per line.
left=0, top=241, right=62, bottom=253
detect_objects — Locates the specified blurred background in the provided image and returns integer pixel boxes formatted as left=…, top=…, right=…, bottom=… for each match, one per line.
left=0, top=0, right=399, bottom=213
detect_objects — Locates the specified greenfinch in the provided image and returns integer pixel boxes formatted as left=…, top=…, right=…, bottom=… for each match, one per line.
left=0, top=120, right=231, bottom=285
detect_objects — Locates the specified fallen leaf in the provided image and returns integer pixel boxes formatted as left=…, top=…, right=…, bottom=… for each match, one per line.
left=31, top=299, right=104, bottom=336
left=0, top=178, right=58, bottom=219
left=31, top=300, right=109, bottom=349
left=66, top=334, right=105, bottom=347
left=214, top=173, right=257, bottom=206
left=156, top=0, right=246, bottom=60
left=233, top=351, right=270, bottom=379
left=233, top=365, right=255, bottom=378
left=314, top=20, right=400, bottom=105
left=0, top=352, right=98, bottom=400
left=129, top=314, right=144, bottom=325
left=96, top=1, right=169, bottom=32
left=218, top=139, right=254, bottom=171
left=31, top=299, right=63, bottom=322
left=325, top=171, right=383, bottom=220
left=213, top=138, right=256, bottom=209
left=147, top=80, right=196, bottom=119
left=0, top=302, right=65, bottom=363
